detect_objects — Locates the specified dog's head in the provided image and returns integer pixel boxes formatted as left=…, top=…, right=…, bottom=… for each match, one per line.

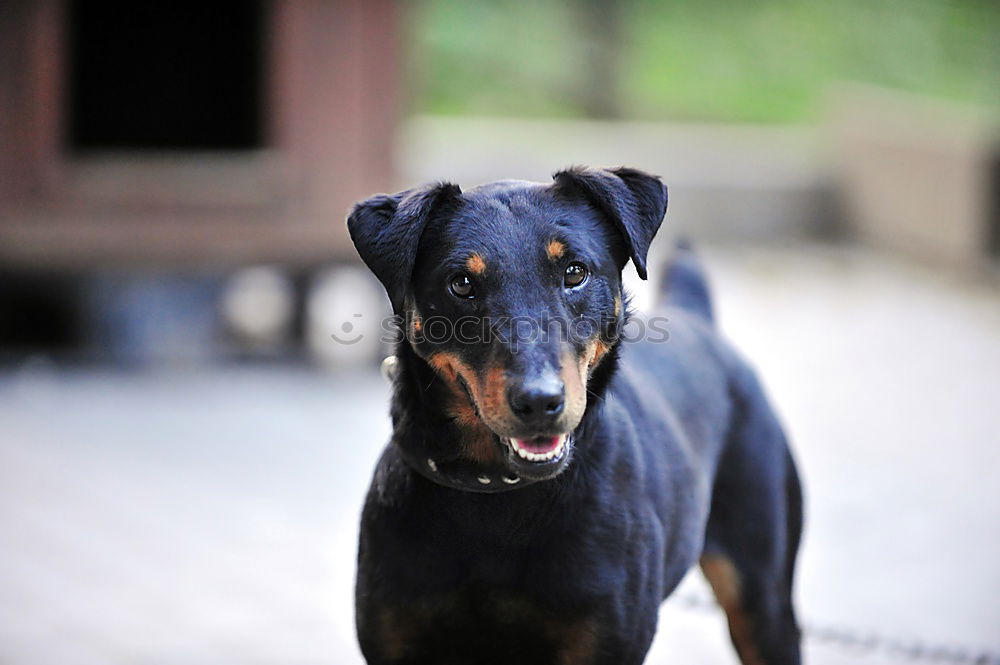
left=348, top=166, right=666, bottom=480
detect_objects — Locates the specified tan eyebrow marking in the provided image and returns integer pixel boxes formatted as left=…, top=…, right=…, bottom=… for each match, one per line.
left=466, top=253, right=487, bottom=275
left=546, top=239, right=565, bottom=261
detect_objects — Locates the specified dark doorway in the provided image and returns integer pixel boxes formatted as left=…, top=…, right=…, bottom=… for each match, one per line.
left=67, top=0, right=265, bottom=151
left=0, top=272, right=84, bottom=356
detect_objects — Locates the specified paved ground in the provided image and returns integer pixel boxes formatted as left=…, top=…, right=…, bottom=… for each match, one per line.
left=1, top=243, right=999, bottom=664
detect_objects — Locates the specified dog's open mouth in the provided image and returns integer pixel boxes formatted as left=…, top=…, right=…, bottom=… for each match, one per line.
left=506, top=434, right=569, bottom=463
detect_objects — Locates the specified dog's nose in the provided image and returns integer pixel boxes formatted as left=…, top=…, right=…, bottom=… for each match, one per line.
left=508, top=376, right=565, bottom=426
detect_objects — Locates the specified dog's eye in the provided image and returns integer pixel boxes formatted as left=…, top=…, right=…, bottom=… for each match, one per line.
left=449, top=274, right=475, bottom=299
left=564, top=262, right=588, bottom=288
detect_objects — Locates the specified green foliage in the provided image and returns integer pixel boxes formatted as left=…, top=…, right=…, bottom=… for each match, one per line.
left=411, top=0, right=999, bottom=122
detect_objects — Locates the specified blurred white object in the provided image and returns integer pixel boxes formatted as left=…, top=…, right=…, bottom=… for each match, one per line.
left=220, top=266, right=294, bottom=348
left=380, top=354, right=400, bottom=382
left=306, top=266, right=388, bottom=369
left=622, top=261, right=656, bottom=314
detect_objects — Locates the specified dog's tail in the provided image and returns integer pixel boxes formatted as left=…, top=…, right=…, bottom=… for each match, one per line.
left=659, top=239, right=715, bottom=325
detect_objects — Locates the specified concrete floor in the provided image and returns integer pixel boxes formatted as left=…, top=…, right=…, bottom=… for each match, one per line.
left=1, top=243, right=998, bottom=664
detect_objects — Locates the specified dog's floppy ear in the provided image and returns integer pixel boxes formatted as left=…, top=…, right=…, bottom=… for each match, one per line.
left=347, top=182, right=461, bottom=312
left=552, top=166, right=667, bottom=279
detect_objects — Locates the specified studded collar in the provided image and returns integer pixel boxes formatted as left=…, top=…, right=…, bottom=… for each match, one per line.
left=395, top=439, right=538, bottom=493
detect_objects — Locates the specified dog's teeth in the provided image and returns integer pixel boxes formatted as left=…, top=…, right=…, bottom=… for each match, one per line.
left=508, top=434, right=567, bottom=463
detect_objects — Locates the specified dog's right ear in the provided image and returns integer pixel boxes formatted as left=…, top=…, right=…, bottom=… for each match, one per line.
left=347, top=182, right=461, bottom=313
left=552, top=166, right=667, bottom=280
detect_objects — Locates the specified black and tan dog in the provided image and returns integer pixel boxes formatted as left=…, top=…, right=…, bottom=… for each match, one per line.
left=348, top=166, right=803, bottom=665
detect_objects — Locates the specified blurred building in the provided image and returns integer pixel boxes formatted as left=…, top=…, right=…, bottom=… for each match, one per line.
left=829, top=85, right=1000, bottom=269
left=0, top=0, right=399, bottom=360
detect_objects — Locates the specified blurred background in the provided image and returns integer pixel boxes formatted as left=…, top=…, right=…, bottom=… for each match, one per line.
left=1, top=0, right=998, bottom=663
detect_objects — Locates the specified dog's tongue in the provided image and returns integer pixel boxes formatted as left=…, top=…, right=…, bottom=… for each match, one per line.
left=513, top=435, right=562, bottom=454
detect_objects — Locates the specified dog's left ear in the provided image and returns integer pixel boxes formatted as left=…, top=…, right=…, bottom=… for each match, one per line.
left=347, top=182, right=462, bottom=312
left=552, top=166, right=667, bottom=279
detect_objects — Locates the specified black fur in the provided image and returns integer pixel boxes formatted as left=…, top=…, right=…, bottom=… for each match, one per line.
left=349, top=167, right=803, bottom=664
left=348, top=182, right=463, bottom=313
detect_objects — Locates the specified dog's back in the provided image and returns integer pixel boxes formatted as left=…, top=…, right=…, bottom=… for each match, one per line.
left=640, top=243, right=804, bottom=664
left=661, top=239, right=715, bottom=325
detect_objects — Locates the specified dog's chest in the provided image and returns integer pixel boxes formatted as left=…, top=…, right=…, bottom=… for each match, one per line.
left=370, top=590, right=599, bottom=664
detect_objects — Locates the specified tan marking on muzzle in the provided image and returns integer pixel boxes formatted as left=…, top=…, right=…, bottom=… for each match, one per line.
left=430, top=346, right=598, bottom=447
left=559, top=348, right=590, bottom=430
left=478, top=365, right=508, bottom=424
left=426, top=352, right=501, bottom=463
left=427, top=352, right=459, bottom=383
left=589, top=339, right=611, bottom=369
